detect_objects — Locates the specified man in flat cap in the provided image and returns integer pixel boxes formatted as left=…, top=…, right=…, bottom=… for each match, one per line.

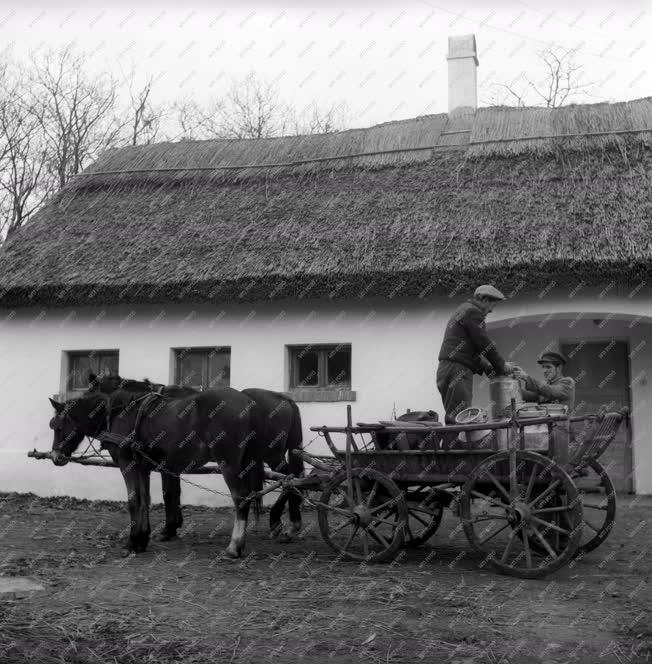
left=437, top=285, right=515, bottom=427
left=513, top=351, right=575, bottom=410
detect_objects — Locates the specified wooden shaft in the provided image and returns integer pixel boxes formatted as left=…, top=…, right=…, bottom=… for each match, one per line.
left=345, top=405, right=355, bottom=508
left=292, top=448, right=341, bottom=472
left=323, top=431, right=340, bottom=456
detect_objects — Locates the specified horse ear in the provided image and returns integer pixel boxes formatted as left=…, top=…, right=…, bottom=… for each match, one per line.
left=49, top=398, right=64, bottom=413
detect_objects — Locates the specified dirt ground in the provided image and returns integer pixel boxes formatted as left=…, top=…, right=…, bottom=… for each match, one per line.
left=0, top=490, right=649, bottom=664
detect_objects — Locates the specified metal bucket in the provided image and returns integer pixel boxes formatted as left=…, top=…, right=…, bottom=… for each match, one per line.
left=489, top=377, right=523, bottom=421
left=455, top=407, right=491, bottom=445
left=545, top=403, right=569, bottom=418
left=517, top=403, right=549, bottom=450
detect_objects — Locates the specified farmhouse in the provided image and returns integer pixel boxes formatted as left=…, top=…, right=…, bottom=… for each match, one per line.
left=1, top=35, right=651, bottom=502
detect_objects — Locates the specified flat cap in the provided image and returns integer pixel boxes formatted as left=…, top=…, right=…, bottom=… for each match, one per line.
left=537, top=351, right=567, bottom=366
left=474, top=284, right=506, bottom=301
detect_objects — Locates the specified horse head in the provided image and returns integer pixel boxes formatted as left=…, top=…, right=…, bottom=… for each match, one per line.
left=48, top=395, right=107, bottom=466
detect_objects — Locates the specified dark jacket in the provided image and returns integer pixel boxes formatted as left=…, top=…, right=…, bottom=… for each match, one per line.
left=438, top=300, right=507, bottom=375
left=521, top=375, right=576, bottom=411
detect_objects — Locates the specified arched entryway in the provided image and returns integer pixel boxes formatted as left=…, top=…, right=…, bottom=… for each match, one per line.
left=480, top=311, right=651, bottom=493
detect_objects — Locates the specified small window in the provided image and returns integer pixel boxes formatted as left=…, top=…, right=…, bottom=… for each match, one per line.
left=288, top=344, right=352, bottom=389
left=174, top=347, right=231, bottom=391
left=67, top=350, right=119, bottom=392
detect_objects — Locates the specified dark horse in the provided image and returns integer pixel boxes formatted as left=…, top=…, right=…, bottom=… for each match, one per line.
left=51, top=374, right=306, bottom=543
left=49, top=386, right=265, bottom=557
left=242, top=388, right=304, bottom=541
left=84, top=374, right=197, bottom=542
left=86, top=377, right=306, bottom=541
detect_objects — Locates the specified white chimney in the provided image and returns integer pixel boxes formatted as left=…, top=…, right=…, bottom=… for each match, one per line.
left=447, top=34, right=478, bottom=113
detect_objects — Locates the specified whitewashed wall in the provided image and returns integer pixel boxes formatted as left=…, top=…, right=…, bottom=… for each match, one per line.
left=1, top=288, right=651, bottom=505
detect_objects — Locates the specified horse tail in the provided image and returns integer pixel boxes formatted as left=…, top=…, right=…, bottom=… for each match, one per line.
left=286, top=398, right=304, bottom=479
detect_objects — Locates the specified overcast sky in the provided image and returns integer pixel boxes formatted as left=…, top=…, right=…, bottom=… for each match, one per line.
left=1, top=0, right=650, bottom=129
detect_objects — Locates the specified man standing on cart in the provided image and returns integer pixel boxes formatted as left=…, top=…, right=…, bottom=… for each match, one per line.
left=437, top=285, right=515, bottom=425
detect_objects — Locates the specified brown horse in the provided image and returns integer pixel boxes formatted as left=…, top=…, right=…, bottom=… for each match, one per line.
left=85, top=374, right=196, bottom=541
left=242, top=388, right=304, bottom=541
left=49, top=387, right=265, bottom=557
left=86, top=376, right=306, bottom=542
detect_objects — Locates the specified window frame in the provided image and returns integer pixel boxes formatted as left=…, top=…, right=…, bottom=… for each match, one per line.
left=65, top=349, right=120, bottom=394
left=173, top=346, right=231, bottom=391
left=286, top=343, right=355, bottom=402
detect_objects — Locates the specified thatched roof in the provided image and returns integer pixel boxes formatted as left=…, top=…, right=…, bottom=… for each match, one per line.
left=1, top=98, right=652, bottom=307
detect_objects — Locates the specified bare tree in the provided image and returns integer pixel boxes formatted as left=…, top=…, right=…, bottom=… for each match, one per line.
left=486, top=46, right=595, bottom=108
left=0, top=60, right=49, bottom=238
left=173, top=73, right=349, bottom=141
left=289, top=100, right=350, bottom=135
left=115, top=70, right=168, bottom=146
left=27, top=44, right=121, bottom=189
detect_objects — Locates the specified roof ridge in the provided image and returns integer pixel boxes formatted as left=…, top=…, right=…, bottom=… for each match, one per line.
left=76, top=126, right=652, bottom=177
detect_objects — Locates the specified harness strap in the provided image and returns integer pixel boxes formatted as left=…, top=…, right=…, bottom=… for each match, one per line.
left=99, top=392, right=163, bottom=449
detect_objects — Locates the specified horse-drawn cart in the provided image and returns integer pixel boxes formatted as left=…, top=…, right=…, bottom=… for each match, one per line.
left=295, top=402, right=628, bottom=579
left=29, top=400, right=627, bottom=579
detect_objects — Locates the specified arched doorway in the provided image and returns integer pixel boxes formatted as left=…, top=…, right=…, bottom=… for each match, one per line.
left=481, top=312, right=647, bottom=493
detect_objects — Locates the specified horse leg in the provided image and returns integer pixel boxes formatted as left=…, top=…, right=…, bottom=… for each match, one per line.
left=222, top=469, right=252, bottom=559
left=285, top=488, right=303, bottom=541
left=269, top=458, right=303, bottom=543
left=120, top=460, right=152, bottom=553
left=269, top=489, right=289, bottom=539
left=157, top=474, right=183, bottom=541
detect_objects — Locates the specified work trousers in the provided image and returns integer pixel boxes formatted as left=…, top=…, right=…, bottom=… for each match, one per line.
left=436, top=360, right=474, bottom=425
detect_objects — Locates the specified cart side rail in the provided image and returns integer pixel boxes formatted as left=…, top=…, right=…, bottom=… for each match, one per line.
left=569, top=407, right=630, bottom=467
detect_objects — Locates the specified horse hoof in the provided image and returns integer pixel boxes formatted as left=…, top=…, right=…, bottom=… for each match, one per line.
left=224, top=548, right=241, bottom=559
left=279, top=532, right=293, bottom=544
left=269, top=526, right=282, bottom=540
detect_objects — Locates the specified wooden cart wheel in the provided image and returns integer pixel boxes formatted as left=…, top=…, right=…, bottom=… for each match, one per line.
left=459, top=450, right=583, bottom=579
left=524, top=458, right=617, bottom=558
left=570, top=458, right=616, bottom=556
left=316, top=468, right=407, bottom=563
left=403, top=490, right=445, bottom=547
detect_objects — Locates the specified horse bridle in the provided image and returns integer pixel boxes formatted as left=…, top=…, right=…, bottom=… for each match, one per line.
left=50, top=391, right=161, bottom=448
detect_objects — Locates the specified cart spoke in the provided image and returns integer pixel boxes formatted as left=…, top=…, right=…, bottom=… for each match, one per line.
left=531, top=506, right=570, bottom=514
left=531, top=524, right=558, bottom=559
left=341, top=525, right=359, bottom=552
left=408, top=511, right=431, bottom=528
left=583, top=503, right=608, bottom=511
left=528, top=479, right=561, bottom=509
left=330, top=517, right=355, bottom=534
left=361, top=530, right=370, bottom=557
left=365, top=481, right=379, bottom=507
left=523, top=529, right=533, bottom=568
left=470, top=489, right=508, bottom=509
left=486, top=470, right=512, bottom=503
left=353, top=478, right=364, bottom=505
left=372, top=515, right=400, bottom=528
left=500, top=528, right=519, bottom=564
left=583, top=519, right=600, bottom=533
left=530, top=515, right=570, bottom=535
left=523, top=465, right=539, bottom=503
left=472, top=515, right=509, bottom=523
left=407, top=505, right=441, bottom=517
left=312, top=500, right=354, bottom=518
left=366, top=524, right=390, bottom=549
left=478, top=521, right=511, bottom=546
left=370, top=498, right=399, bottom=516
